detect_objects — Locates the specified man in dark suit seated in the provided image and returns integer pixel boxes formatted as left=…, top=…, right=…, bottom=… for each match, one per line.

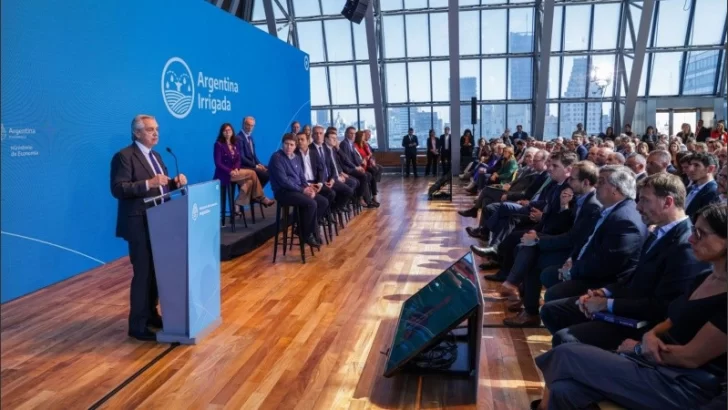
left=462, top=149, right=550, bottom=238
left=236, top=116, right=269, bottom=187
left=502, top=161, right=603, bottom=327
left=337, top=127, right=377, bottom=208
left=685, top=152, right=721, bottom=219
left=541, top=165, right=647, bottom=302
left=471, top=151, right=578, bottom=280
left=295, top=132, right=333, bottom=222
left=540, top=173, right=710, bottom=350
left=268, top=133, right=327, bottom=249
left=110, top=114, right=188, bottom=341
left=312, top=126, right=353, bottom=213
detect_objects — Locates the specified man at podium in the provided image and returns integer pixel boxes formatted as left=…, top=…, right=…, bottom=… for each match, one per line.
left=110, top=114, right=188, bottom=341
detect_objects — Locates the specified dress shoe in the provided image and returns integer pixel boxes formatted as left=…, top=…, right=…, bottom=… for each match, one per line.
left=483, top=272, right=507, bottom=282
left=465, top=227, right=485, bottom=239
left=458, top=208, right=478, bottom=218
left=128, top=329, right=157, bottom=342
left=147, top=316, right=163, bottom=329
left=470, top=245, right=498, bottom=258
left=305, top=234, right=321, bottom=249
left=502, top=311, right=541, bottom=327
left=506, top=298, right=523, bottom=312
left=478, top=261, right=500, bottom=270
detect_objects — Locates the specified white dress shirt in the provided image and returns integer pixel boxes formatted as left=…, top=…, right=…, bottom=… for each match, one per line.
left=135, top=140, right=165, bottom=194
left=301, top=150, right=315, bottom=182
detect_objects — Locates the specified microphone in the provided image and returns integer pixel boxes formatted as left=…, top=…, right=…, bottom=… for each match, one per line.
left=166, top=147, right=180, bottom=177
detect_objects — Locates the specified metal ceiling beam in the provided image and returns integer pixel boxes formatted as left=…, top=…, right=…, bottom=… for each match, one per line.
left=262, top=0, right=277, bottom=37
left=622, top=0, right=654, bottom=128
left=532, top=0, right=556, bottom=139
left=448, top=0, right=461, bottom=174
left=365, top=0, right=386, bottom=150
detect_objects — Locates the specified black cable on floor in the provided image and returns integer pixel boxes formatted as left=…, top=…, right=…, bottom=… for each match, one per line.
left=87, top=342, right=180, bottom=410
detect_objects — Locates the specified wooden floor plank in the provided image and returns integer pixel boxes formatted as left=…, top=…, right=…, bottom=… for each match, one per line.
left=1, top=177, right=550, bottom=409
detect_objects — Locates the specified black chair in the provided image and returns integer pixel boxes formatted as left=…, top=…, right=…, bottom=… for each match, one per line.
left=226, top=182, right=248, bottom=232
left=273, top=203, right=314, bottom=264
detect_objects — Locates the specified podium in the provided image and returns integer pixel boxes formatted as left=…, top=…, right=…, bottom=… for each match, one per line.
left=145, top=180, right=222, bottom=344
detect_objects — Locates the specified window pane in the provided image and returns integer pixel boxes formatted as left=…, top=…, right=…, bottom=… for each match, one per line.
left=430, top=13, right=449, bottom=56
left=324, top=20, right=353, bottom=62
left=683, top=50, right=719, bottom=95
left=482, top=59, right=506, bottom=100
left=563, top=5, right=591, bottom=51
left=298, top=21, right=325, bottom=63
left=383, top=16, right=405, bottom=58
left=623, top=56, right=648, bottom=97
left=461, top=106, right=475, bottom=137
left=408, top=62, right=431, bottom=102
left=411, top=107, right=432, bottom=146
left=509, top=58, right=532, bottom=99
left=545, top=103, right=559, bottom=139
left=321, top=1, right=343, bottom=14
left=292, top=0, right=320, bottom=17
left=587, top=103, right=611, bottom=135
left=653, top=0, right=689, bottom=47
left=382, top=0, right=404, bottom=11
left=689, top=0, right=727, bottom=45
left=430, top=0, right=449, bottom=6
left=386, top=63, right=408, bottom=103
left=481, top=10, right=507, bottom=54
left=548, top=56, right=561, bottom=99
left=405, top=0, right=428, bottom=7
left=310, top=67, right=329, bottom=105
left=560, top=103, right=585, bottom=137
left=508, top=104, right=532, bottom=135
left=460, top=11, right=480, bottom=55
left=561, top=56, right=588, bottom=99
left=460, top=60, right=480, bottom=100
left=509, top=8, right=534, bottom=53
left=358, top=109, right=378, bottom=149
left=356, top=65, right=373, bottom=104
left=649, top=52, right=681, bottom=96
left=588, top=55, right=615, bottom=98
left=552, top=6, right=563, bottom=52
left=433, top=106, right=451, bottom=132
left=481, top=105, right=506, bottom=138
left=252, top=0, right=284, bottom=20
left=352, top=21, right=368, bottom=60
left=592, top=3, right=620, bottom=50
left=387, top=107, right=409, bottom=148
left=431, top=61, right=450, bottom=102
left=332, top=109, right=358, bottom=136
left=311, top=109, right=331, bottom=128
left=329, top=66, right=357, bottom=105
left=406, top=14, right=430, bottom=57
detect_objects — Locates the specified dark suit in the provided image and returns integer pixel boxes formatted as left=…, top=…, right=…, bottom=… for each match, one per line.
left=439, top=133, right=452, bottom=174
left=685, top=180, right=720, bottom=219
left=518, top=191, right=602, bottom=315
left=475, top=167, right=536, bottom=209
left=311, top=143, right=351, bottom=211
left=297, top=148, right=334, bottom=211
left=336, top=145, right=371, bottom=202
left=236, top=131, right=269, bottom=187
left=402, top=134, right=419, bottom=177
left=506, top=171, right=549, bottom=202
left=544, top=198, right=647, bottom=301
left=541, top=218, right=710, bottom=350
left=110, top=142, right=178, bottom=333
left=425, top=136, right=441, bottom=176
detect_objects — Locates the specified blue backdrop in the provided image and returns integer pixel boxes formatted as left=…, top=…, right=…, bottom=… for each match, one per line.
left=1, top=0, right=311, bottom=302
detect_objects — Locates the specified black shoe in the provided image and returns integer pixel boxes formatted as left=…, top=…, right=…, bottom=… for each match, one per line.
left=479, top=261, right=500, bottom=270
left=371, top=199, right=380, bottom=206
left=458, top=208, right=479, bottom=218
left=147, top=316, right=163, bottom=329
left=483, top=273, right=507, bottom=282
left=465, top=227, right=485, bottom=239
left=128, top=329, right=157, bottom=342
left=306, top=234, right=321, bottom=250
left=470, top=245, right=498, bottom=258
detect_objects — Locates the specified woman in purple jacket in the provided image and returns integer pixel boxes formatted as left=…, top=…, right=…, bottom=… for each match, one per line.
left=214, top=123, right=274, bottom=226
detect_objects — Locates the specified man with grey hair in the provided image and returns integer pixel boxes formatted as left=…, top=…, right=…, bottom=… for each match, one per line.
left=624, top=153, right=647, bottom=181
left=111, top=114, right=188, bottom=341
left=606, top=151, right=626, bottom=165
left=539, top=165, right=647, bottom=302
left=645, top=150, right=671, bottom=175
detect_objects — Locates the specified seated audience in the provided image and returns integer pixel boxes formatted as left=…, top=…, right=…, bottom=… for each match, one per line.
left=236, top=116, right=269, bottom=187
left=685, top=153, right=721, bottom=219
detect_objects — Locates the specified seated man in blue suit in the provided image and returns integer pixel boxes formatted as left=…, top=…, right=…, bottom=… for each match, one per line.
left=542, top=165, right=647, bottom=302
left=295, top=131, right=334, bottom=214
left=311, top=126, right=353, bottom=213
left=540, top=173, right=710, bottom=350
left=502, top=161, right=603, bottom=327
left=685, top=152, right=721, bottom=219
left=268, top=133, right=328, bottom=249
left=237, top=116, right=269, bottom=188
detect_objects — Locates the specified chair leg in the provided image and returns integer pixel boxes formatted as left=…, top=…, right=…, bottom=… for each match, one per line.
left=296, top=207, right=307, bottom=264
left=321, top=222, right=329, bottom=246
left=228, top=184, right=236, bottom=233
left=273, top=204, right=281, bottom=262
left=240, top=205, right=248, bottom=228
left=258, top=203, right=265, bottom=220
left=282, top=209, right=289, bottom=257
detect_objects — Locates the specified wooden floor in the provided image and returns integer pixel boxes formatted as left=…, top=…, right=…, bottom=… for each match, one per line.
left=1, top=177, right=549, bottom=410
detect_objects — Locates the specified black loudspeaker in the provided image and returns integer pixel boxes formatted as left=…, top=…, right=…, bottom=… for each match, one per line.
left=341, top=0, right=369, bottom=24
left=470, top=97, right=477, bottom=125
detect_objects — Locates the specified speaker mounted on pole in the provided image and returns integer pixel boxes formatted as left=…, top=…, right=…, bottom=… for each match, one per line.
left=470, top=97, right=477, bottom=126
left=341, top=0, right=369, bottom=24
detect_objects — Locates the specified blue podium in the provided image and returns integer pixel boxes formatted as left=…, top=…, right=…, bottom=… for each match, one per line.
left=145, top=180, right=222, bottom=344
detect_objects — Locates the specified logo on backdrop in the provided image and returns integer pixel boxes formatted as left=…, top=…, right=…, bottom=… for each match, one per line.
left=304, top=55, right=309, bottom=71
left=192, top=203, right=199, bottom=222
left=161, top=56, right=240, bottom=119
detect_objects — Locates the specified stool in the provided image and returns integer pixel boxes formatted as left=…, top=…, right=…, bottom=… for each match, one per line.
left=273, top=203, right=314, bottom=263
left=227, top=182, right=248, bottom=232
left=249, top=188, right=265, bottom=224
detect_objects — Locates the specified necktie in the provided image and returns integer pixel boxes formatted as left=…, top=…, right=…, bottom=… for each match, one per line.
left=330, top=148, right=339, bottom=175
left=247, top=135, right=254, bottom=155
left=148, top=152, right=168, bottom=195
left=642, top=230, right=659, bottom=255
left=686, top=184, right=700, bottom=206
left=531, top=176, right=552, bottom=201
